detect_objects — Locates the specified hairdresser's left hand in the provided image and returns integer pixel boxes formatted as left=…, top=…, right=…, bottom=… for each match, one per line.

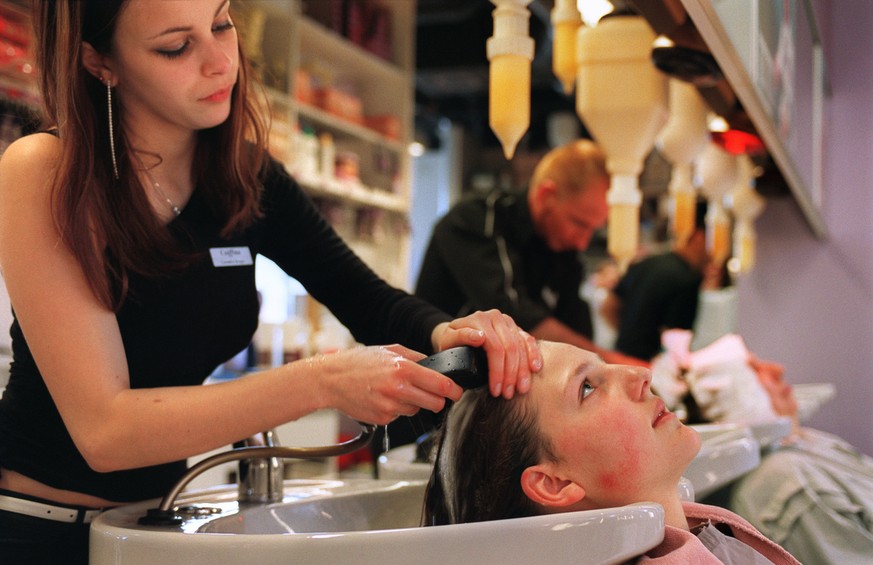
left=432, top=309, right=541, bottom=399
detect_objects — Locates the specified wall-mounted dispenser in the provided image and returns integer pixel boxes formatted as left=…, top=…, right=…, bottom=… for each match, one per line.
left=656, top=79, right=711, bottom=245
left=698, top=141, right=738, bottom=265
left=487, top=0, right=535, bottom=159
left=551, top=0, right=582, bottom=95
left=729, top=156, right=766, bottom=274
left=576, top=15, right=668, bottom=268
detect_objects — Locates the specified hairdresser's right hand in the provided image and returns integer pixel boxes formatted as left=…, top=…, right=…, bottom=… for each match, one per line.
left=307, top=345, right=463, bottom=425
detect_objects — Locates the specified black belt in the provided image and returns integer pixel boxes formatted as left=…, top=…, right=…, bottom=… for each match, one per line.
left=0, top=493, right=104, bottom=524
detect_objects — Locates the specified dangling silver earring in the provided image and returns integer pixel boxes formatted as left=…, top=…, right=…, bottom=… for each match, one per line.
left=104, top=76, right=119, bottom=179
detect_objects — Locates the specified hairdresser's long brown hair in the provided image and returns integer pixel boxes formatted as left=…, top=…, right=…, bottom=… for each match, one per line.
left=32, top=0, right=268, bottom=311
left=422, top=389, right=557, bottom=525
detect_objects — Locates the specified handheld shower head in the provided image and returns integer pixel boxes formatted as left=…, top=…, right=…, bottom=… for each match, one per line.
left=418, top=346, right=489, bottom=390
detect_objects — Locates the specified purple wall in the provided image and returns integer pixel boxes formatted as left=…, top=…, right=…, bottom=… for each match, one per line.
left=736, top=0, right=873, bottom=455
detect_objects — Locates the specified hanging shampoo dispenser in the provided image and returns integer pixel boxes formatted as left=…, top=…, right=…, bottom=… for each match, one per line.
left=575, top=15, right=668, bottom=268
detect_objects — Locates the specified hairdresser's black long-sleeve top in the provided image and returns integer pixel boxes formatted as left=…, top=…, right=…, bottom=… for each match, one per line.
left=0, top=158, right=450, bottom=502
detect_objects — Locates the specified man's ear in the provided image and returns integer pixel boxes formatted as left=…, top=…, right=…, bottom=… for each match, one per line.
left=81, top=42, right=113, bottom=84
left=520, top=464, right=585, bottom=508
left=531, top=180, right=558, bottom=206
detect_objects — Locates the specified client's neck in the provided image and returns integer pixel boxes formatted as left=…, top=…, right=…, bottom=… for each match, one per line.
left=661, top=497, right=691, bottom=530
left=643, top=484, right=691, bottom=531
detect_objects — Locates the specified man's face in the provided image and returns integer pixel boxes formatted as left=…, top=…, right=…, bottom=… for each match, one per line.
left=536, top=178, right=609, bottom=252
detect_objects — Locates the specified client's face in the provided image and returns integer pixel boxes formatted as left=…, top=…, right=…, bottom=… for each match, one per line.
left=529, top=342, right=701, bottom=508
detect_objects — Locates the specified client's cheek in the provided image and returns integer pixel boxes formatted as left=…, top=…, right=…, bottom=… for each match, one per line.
left=593, top=432, right=645, bottom=494
left=566, top=409, right=647, bottom=496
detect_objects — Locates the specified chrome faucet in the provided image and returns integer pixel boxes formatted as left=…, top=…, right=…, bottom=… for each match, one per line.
left=138, top=422, right=376, bottom=526
left=237, top=429, right=284, bottom=503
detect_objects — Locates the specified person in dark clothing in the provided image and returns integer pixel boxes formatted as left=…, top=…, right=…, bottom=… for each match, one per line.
left=415, top=139, right=645, bottom=367
left=601, top=204, right=711, bottom=361
left=0, top=2, right=540, bottom=563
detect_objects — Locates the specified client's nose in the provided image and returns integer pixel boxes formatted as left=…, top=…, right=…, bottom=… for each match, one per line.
left=610, top=365, right=651, bottom=400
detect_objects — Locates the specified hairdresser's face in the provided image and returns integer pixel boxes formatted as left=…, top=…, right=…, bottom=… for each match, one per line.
left=534, top=178, right=609, bottom=252
left=108, top=0, right=239, bottom=136
left=531, top=343, right=700, bottom=508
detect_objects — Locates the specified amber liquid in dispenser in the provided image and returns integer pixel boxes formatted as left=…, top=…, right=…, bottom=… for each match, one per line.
left=553, top=21, right=578, bottom=94
left=608, top=204, right=639, bottom=269
left=489, top=55, right=530, bottom=159
left=672, top=190, right=696, bottom=245
left=708, top=220, right=731, bottom=265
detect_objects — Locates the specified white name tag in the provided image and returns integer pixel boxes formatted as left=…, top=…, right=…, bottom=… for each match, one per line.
left=210, top=246, right=253, bottom=267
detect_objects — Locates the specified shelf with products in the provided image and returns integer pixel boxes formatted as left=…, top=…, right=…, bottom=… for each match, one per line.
left=238, top=0, right=417, bottom=325
left=241, top=1, right=413, bottom=217
left=264, top=87, right=409, bottom=214
left=295, top=99, right=405, bottom=153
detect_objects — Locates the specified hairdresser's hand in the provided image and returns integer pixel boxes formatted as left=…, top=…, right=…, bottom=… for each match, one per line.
left=432, top=309, right=542, bottom=399
left=309, top=345, right=463, bottom=425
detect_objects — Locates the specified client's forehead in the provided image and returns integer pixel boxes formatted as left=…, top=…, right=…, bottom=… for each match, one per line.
left=535, top=342, right=602, bottom=388
left=539, top=342, right=600, bottom=368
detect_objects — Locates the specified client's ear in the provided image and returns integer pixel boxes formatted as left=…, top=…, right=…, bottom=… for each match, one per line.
left=520, top=465, right=585, bottom=508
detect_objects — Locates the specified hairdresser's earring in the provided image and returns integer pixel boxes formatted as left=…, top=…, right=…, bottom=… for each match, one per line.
left=104, top=76, right=119, bottom=180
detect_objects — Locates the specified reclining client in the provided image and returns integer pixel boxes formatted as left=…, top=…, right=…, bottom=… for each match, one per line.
left=423, top=341, right=800, bottom=564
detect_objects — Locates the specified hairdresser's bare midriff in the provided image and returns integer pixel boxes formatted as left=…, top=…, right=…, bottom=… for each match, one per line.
left=0, top=468, right=121, bottom=508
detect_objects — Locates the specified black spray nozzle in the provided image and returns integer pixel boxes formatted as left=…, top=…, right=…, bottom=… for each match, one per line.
left=418, top=346, right=489, bottom=390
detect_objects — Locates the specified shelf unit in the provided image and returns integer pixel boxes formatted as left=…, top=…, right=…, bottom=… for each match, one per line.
left=239, top=0, right=416, bottom=289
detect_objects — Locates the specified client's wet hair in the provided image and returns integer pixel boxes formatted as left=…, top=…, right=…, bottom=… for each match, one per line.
left=421, top=386, right=556, bottom=525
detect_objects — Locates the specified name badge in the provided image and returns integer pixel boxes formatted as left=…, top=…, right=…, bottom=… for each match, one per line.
left=210, top=246, right=253, bottom=267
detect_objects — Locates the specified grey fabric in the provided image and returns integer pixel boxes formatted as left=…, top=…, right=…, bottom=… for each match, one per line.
left=694, top=522, right=775, bottom=565
left=731, top=429, right=873, bottom=565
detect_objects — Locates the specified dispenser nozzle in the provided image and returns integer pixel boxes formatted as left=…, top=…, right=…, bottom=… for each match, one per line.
left=551, top=0, right=582, bottom=94
left=575, top=15, right=667, bottom=266
left=487, top=0, right=534, bottom=160
left=606, top=175, right=644, bottom=268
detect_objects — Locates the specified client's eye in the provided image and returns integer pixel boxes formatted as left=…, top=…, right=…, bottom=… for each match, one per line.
left=580, top=380, right=595, bottom=401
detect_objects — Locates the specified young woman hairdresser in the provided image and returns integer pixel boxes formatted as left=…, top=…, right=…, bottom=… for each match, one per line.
left=0, top=1, right=540, bottom=562
left=425, top=341, right=800, bottom=564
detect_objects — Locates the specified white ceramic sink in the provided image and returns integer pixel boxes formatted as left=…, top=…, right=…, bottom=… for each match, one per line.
left=793, top=382, right=835, bottom=422
left=377, top=443, right=431, bottom=480
left=691, top=417, right=793, bottom=450
left=90, top=479, right=665, bottom=565
left=685, top=424, right=761, bottom=498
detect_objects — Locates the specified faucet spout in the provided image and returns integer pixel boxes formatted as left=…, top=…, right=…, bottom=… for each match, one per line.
left=237, top=429, right=284, bottom=503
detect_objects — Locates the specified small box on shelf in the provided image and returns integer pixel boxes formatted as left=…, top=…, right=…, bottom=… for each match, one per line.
left=364, top=114, right=400, bottom=140
left=313, top=85, right=364, bottom=125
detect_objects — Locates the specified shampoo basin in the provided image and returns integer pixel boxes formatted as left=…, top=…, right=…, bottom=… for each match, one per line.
left=377, top=443, right=432, bottom=481
left=685, top=424, right=761, bottom=498
left=91, top=479, right=664, bottom=565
